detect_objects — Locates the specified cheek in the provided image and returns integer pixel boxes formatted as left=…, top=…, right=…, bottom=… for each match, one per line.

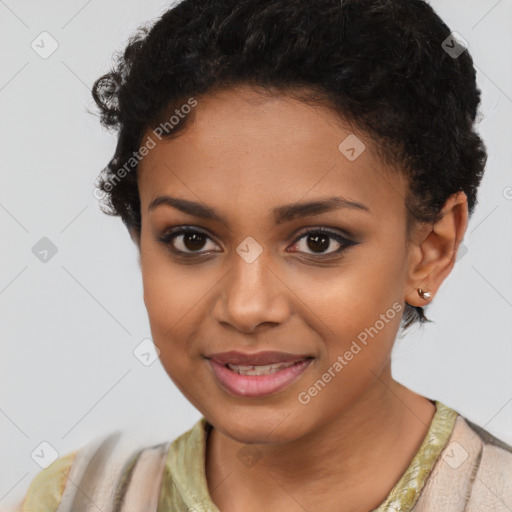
left=139, top=238, right=221, bottom=396
left=140, top=238, right=197, bottom=332
left=294, top=247, right=405, bottom=403
left=298, top=245, right=406, bottom=336
left=141, top=260, right=201, bottom=398
left=139, top=243, right=195, bottom=364
left=295, top=309, right=401, bottom=422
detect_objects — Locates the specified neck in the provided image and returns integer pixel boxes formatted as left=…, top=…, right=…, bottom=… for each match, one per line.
left=205, top=367, right=436, bottom=512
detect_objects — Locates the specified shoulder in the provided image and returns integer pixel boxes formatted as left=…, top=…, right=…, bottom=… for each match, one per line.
left=461, top=416, right=512, bottom=509
left=18, top=420, right=208, bottom=512
left=20, top=450, right=77, bottom=512
left=19, top=431, right=125, bottom=512
left=458, top=414, right=512, bottom=472
left=416, top=412, right=512, bottom=510
left=463, top=416, right=512, bottom=454
left=18, top=428, right=191, bottom=512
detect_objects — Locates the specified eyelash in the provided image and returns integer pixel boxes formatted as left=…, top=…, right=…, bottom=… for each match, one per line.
left=157, top=226, right=358, bottom=260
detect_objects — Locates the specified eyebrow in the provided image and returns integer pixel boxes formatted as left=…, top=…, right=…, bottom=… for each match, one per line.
left=148, top=195, right=370, bottom=224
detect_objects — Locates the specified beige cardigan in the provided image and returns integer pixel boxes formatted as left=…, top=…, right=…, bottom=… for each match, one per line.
left=17, top=401, right=512, bottom=511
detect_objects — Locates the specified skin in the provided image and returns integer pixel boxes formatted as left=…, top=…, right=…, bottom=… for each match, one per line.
left=133, top=84, right=468, bottom=512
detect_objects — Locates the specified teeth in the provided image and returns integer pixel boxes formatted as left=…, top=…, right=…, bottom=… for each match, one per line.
left=227, top=360, right=299, bottom=376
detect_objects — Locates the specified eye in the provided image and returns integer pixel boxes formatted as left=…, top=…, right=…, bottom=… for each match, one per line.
left=158, top=227, right=220, bottom=256
left=287, top=227, right=357, bottom=257
left=157, top=226, right=357, bottom=259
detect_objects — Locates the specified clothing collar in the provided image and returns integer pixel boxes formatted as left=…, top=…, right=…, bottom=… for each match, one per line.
left=164, top=400, right=458, bottom=511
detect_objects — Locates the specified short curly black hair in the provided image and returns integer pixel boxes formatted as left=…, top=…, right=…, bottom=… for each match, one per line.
left=92, top=0, right=487, bottom=331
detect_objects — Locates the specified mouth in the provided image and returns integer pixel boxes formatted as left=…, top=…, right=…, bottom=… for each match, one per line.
left=206, top=356, right=314, bottom=398
left=226, top=360, right=302, bottom=375
left=205, top=350, right=313, bottom=366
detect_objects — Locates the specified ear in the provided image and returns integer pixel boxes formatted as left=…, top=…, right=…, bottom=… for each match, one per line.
left=404, top=191, right=469, bottom=307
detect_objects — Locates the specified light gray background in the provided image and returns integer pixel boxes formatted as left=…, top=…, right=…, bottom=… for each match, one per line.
left=1, top=0, right=511, bottom=508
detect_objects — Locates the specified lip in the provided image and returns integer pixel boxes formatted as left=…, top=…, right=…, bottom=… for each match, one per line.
left=206, top=356, right=314, bottom=398
left=206, top=350, right=312, bottom=366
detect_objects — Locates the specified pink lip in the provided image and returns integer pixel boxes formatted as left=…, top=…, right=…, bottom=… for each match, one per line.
left=207, top=357, right=314, bottom=398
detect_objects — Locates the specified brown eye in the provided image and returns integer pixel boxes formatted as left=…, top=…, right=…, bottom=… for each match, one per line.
left=158, top=228, right=220, bottom=255
left=287, top=228, right=357, bottom=257
left=157, top=226, right=358, bottom=260
left=304, top=232, right=333, bottom=253
left=181, top=231, right=208, bottom=251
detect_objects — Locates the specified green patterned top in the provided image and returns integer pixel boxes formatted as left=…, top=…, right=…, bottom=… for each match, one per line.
left=157, top=400, right=458, bottom=511
left=373, top=401, right=458, bottom=511
left=20, top=400, right=458, bottom=511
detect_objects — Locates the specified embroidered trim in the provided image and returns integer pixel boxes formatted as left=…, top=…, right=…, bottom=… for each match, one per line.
left=373, top=401, right=458, bottom=512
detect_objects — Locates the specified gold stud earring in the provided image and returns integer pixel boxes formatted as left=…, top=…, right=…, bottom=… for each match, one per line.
left=417, top=288, right=431, bottom=300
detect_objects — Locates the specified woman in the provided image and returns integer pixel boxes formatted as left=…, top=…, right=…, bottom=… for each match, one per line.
left=18, top=0, right=512, bottom=510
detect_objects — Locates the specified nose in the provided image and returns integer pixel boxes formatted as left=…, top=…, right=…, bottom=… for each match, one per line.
left=213, top=251, right=291, bottom=334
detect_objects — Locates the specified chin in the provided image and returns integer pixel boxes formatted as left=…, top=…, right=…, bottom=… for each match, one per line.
left=209, top=406, right=312, bottom=445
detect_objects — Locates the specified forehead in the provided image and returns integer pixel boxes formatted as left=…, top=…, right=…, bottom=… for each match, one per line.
left=137, top=86, right=408, bottom=224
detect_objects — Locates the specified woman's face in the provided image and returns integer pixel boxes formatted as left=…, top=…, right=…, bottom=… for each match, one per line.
left=136, top=85, right=417, bottom=443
